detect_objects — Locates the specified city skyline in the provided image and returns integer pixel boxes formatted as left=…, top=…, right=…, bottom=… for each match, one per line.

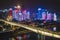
left=0, top=0, right=60, bottom=14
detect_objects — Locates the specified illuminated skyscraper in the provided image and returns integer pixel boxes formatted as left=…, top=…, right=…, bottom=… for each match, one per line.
left=9, top=8, right=13, bottom=16
left=54, top=13, right=57, bottom=21
left=46, top=12, right=51, bottom=21
left=51, top=13, right=54, bottom=21
left=12, top=9, right=18, bottom=21
left=26, top=11, right=30, bottom=20
left=36, top=8, right=42, bottom=20
left=22, top=10, right=27, bottom=20
left=42, top=12, right=46, bottom=20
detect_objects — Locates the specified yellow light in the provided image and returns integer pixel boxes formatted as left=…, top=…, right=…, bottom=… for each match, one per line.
left=17, top=5, right=21, bottom=9
left=0, top=19, right=60, bottom=38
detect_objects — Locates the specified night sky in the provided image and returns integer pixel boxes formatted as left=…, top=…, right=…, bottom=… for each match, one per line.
left=0, top=0, right=60, bottom=14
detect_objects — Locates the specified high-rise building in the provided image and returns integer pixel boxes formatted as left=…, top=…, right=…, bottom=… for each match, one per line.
left=46, top=12, right=51, bottom=21
left=26, top=11, right=30, bottom=20
left=42, top=12, right=47, bottom=20
left=54, top=13, right=57, bottom=21
left=22, top=10, right=27, bottom=20
left=36, top=8, right=42, bottom=20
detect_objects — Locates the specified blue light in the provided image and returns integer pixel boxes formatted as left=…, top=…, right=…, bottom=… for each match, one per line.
left=27, top=11, right=30, bottom=14
left=38, top=8, right=41, bottom=10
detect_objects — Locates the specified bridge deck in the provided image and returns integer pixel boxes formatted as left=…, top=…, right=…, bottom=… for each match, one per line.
left=0, top=19, right=60, bottom=39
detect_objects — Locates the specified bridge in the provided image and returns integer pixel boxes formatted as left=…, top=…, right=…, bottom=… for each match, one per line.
left=0, top=19, right=60, bottom=39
